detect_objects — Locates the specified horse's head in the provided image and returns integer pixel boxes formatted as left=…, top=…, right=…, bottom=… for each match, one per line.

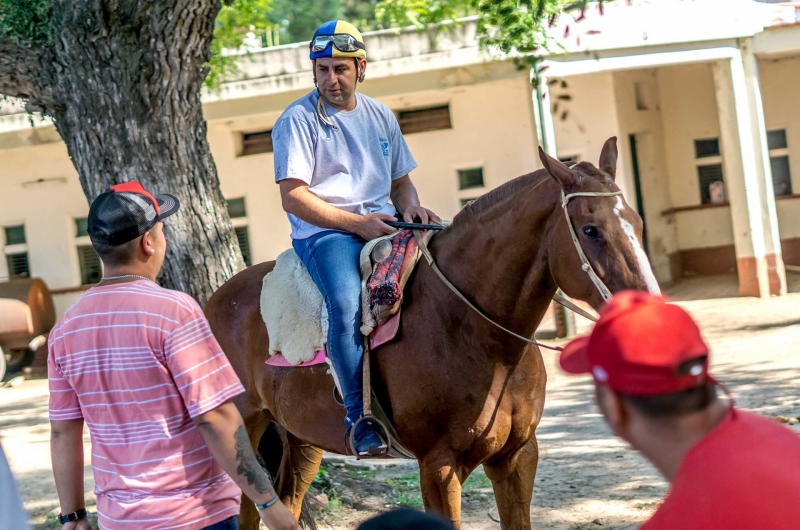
left=539, top=137, right=660, bottom=309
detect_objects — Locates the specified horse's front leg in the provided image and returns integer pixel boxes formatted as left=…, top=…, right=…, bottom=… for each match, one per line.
left=418, top=455, right=465, bottom=529
left=483, top=435, right=539, bottom=530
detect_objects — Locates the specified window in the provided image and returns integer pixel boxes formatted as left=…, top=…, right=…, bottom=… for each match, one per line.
left=697, top=164, right=725, bottom=204
left=5, top=253, right=29, bottom=278
left=398, top=105, right=451, bottom=135
left=458, top=168, right=484, bottom=190
left=767, top=129, right=792, bottom=197
left=74, top=217, right=100, bottom=285
left=767, top=129, right=788, bottom=151
left=75, top=217, right=89, bottom=237
left=226, top=198, right=252, bottom=266
left=693, top=138, right=725, bottom=204
left=558, top=155, right=579, bottom=167
left=3, top=225, right=29, bottom=279
left=77, top=245, right=103, bottom=285
left=241, top=130, right=273, bottom=156
left=694, top=138, right=721, bottom=159
left=227, top=198, right=247, bottom=219
left=4, top=225, right=25, bottom=246
left=235, top=226, right=252, bottom=267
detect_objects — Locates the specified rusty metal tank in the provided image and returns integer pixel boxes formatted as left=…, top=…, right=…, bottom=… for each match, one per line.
left=0, top=278, right=55, bottom=379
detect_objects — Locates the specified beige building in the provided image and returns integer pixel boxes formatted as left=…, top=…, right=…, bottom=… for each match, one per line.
left=0, top=0, right=799, bottom=316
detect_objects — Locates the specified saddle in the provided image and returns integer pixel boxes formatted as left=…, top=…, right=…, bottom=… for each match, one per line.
left=260, top=229, right=436, bottom=459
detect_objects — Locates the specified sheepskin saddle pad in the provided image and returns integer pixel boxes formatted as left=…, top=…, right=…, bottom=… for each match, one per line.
left=260, top=230, right=431, bottom=366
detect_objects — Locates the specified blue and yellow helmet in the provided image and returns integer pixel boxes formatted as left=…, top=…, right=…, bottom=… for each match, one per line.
left=309, top=20, right=366, bottom=61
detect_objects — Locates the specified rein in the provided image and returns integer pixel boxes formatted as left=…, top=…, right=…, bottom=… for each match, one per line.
left=412, top=186, right=624, bottom=350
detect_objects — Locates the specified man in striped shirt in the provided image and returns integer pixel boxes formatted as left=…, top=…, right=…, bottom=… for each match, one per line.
left=48, top=182, right=297, bottom=530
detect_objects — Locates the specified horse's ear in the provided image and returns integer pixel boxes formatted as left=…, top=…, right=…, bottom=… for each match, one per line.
left=539, top=146, right=575, bottom=189
left=599, top=137, right=618, bottom=180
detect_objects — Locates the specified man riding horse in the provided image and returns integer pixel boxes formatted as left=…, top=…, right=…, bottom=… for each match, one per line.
left=272, top=20, right=441, bottom=457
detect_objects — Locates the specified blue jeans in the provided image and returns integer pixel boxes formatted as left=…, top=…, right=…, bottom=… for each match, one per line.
left=203, top=515, right=238, bottom=530
left=293, top=231, right=367, bottom=429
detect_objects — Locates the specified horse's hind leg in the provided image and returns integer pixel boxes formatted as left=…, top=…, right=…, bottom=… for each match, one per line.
left=279, top=430, right=324, bottom=519
left=419, top=456, right=465, bottom=529
left=239, top=411, right=270, bottom=530
left=484, top=435, right=539, bottom=530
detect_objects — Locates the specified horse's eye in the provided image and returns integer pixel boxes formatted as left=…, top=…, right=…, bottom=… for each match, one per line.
left=583, top=226, right=601, bottom=240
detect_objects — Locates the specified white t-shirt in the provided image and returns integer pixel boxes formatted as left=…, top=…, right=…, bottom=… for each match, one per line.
left=273, top=91, right=418, bottom=240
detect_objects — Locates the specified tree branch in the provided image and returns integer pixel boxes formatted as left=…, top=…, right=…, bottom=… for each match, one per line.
left=0, top=39, right=59, bottom=113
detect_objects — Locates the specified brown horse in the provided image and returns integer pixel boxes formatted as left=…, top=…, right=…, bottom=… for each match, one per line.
left=204, top=138, right=660, bottom=529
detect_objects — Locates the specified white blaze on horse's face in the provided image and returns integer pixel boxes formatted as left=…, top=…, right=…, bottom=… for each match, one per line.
left=613, top=197, right=661, bottom=295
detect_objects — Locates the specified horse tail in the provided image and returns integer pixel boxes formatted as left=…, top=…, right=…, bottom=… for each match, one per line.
left=258, top=422, right=319, bottom=530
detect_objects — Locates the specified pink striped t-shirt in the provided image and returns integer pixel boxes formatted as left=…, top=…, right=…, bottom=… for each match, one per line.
left=48, top=280, right=246, bottom=530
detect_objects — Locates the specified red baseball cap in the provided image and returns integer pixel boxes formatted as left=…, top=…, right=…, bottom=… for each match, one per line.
left=559, top=291, right=710, bottom=396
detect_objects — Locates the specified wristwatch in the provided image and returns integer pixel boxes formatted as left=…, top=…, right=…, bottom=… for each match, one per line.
left=58, top=508, right=87, bottom=524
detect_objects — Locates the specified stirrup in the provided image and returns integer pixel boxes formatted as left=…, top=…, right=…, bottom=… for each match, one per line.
left=347, top=415, right=392, bottom=460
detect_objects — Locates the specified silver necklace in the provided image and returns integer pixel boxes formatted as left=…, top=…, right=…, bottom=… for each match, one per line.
left=100, top=274, right=155, bottom=283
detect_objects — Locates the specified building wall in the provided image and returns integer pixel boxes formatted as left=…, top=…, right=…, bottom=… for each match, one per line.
left=657, top=62, right=737, bottom=251
left=549, top=72, right=632, bottom=198
left=0, top=142, right=86, bottom=288
left=208, top=70, right=539, bottom=268
left=759, top=54, right=800, bottom=253
left=0, top=69, right=539, bottom=317
left=611, top=68, right=679, bottom=283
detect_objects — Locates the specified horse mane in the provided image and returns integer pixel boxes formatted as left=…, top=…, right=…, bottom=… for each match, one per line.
left=450, top=169, right=551, bottom=227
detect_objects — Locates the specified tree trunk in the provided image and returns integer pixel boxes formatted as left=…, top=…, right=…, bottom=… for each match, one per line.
left=0, top=1, right=242, bottom=304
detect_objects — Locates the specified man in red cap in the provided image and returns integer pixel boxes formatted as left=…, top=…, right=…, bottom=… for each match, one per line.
left=48, top=182, right=297, bottom=530
left=560, top=291, right=800, bottom=529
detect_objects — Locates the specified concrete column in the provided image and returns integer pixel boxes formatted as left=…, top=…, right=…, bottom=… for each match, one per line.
left=531, top=72, right=559, bottom=158
left=531, top=70, right=576, bottom=337
left=741, top=40, right=787, bottom=296
left=712, top=45, right=786, bottom=298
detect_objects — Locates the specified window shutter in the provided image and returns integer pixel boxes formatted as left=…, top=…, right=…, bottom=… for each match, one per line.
left=398, top=105, right=452, bottom=135
left=241, top=130, right=273, bottom=156
left=78, top=246, right=103, bottom=285
left=235, top=226, right=252, bottom=267
left=6, top=253, right=30, bottom=278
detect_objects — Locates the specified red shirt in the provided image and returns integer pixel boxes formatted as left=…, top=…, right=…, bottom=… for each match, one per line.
left=642, top=408, right=800, bottom=530
left=49, top=280, right=245, bottom=530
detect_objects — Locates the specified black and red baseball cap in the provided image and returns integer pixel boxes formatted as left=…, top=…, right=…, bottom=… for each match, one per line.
left=559, top=291, right=710, bottom=396
left=88, top=181, right=180, bottom=247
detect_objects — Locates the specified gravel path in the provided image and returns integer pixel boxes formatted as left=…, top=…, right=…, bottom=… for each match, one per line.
left=2, top=292, right=799, bottom=529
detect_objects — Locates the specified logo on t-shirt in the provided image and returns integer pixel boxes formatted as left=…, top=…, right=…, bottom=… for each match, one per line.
left=379, top=138, right=390, bottom=157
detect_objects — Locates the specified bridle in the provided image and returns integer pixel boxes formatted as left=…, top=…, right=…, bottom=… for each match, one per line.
left=413, top=185, right=624, bottom=351
left=560, top=189, right=623, bottom=303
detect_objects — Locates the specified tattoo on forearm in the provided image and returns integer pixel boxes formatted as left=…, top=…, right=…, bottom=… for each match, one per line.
left=233, top=425, right=275, bottom=495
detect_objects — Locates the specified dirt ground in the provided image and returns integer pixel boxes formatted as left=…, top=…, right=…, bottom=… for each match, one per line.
left=2, top=289, right=799, bottom=529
